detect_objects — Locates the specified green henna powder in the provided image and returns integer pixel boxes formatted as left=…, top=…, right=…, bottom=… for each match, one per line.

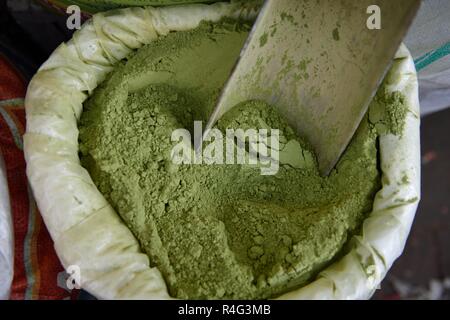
left=78, top=19, right=408, bottom=299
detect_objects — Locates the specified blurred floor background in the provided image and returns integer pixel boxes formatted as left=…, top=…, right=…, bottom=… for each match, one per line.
left=1, top=0, right=449, bottom=300
left=373, top=107, right=450, bottom=300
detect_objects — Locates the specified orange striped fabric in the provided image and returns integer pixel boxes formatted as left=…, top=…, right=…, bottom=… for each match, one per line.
left=0, top=53, right=80, bottom=300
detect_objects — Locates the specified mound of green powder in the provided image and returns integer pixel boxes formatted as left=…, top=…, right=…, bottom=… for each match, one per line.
left=79, top=19, right=408, bottom=299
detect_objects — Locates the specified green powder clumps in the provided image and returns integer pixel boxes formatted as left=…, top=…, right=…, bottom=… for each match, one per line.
left=79, top=20, right=407, bottom=299
left=369, top=89, right=408, bottom=136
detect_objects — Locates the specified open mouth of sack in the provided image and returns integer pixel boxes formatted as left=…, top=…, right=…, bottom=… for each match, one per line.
left=77, top=17, right=408, bottom=299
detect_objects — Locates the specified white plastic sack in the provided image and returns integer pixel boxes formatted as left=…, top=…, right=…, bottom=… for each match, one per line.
left=405, top=0, right=450, bottom=115
left=0, top=153, right=13, bottom=300
left=24, top=3, right=420, bottom=300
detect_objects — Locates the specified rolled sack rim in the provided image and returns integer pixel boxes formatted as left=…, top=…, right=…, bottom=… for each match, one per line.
left=23, top=3, right=420, bottom=300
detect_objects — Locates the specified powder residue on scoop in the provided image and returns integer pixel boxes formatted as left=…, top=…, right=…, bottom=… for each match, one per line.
left=79, top=20, right=408, bottom=299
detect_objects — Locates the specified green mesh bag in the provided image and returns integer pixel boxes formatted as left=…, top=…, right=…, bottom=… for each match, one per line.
left=40, top=0, right=226, bottom=13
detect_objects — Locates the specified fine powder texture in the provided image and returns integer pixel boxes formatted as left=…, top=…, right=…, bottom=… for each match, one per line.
left=79, top=20, right=407, bottom=299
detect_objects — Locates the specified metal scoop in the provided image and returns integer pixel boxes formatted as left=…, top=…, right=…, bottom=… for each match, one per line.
left=204, top=0, right=420, bottom=175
